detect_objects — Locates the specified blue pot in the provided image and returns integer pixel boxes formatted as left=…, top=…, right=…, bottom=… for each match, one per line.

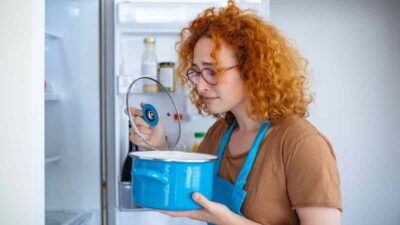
left=130, top=151, right=217, bottom=210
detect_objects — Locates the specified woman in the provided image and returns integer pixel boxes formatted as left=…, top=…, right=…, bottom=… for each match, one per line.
left=129, top=1, right=342, bottom=224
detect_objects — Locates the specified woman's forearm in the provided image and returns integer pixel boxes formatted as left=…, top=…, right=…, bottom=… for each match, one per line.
left=223, top=214, right=263, bottom=225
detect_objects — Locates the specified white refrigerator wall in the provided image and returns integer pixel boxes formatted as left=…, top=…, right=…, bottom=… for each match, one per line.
left=45, top=0, right=101, bottom=224
left=271, top=0, right=400, bottom=224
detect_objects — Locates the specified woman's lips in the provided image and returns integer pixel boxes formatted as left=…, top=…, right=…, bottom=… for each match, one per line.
left=204, top=97, right=219, bottom=103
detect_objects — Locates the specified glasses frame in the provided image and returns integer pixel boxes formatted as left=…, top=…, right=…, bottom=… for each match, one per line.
left=185, top=64, right=237, bottom=86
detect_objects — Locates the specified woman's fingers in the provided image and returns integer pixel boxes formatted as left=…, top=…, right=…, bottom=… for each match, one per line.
left=125, top=103, right=158, bottom=148
left=130, top=127, right=152, bottom=136
left=130, top=126, right=152, bottom=143
left=138, top=126, right=152, bottom=135
left=129, top=133, right=150, bottom=146
left=133, top=116, right=150, bottom=128
left=129, top=119, right=152, bottom=135
left=124, top=106, right=143, bottom=117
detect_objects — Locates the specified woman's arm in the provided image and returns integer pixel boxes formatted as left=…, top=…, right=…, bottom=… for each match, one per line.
left=226, top=206, right=342, bottom=225
left=159, top=193, right=341, bottom=225
left=296, top=207, right=341, bottom=225
left=158, top=192, right=263, bottom=225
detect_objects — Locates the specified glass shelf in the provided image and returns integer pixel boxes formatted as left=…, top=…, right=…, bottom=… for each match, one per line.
left=45, top=210, right=91, bottom=225
left=45, top=93, right=61, bottom=101
left=45, top=155, right=62, bottom=165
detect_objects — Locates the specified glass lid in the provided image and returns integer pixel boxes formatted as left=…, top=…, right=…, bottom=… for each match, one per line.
left=126, top=77, right=182, bottom=150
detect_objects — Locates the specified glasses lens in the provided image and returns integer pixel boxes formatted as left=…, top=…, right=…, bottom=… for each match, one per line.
left=202, top=68, right=217, bottom=84
left=186, top=70, right=199, bottom=84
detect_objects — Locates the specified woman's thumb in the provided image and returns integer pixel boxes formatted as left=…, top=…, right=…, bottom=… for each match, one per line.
left=192, top=192, right=212, bottom=210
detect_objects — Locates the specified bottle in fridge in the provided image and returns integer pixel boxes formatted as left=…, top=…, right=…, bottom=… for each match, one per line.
left=141, top=37, right=158, bottom=92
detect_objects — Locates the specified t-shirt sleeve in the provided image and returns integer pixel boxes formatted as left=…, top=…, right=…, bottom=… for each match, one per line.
left=285, top=134, right=342, bottom=211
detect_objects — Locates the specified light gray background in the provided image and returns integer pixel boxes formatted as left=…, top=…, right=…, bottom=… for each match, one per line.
left=271, top=0, right=400, bottom=224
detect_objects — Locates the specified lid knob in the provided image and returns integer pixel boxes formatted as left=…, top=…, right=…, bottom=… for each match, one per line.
left=142, top=104, right=159, bottom=127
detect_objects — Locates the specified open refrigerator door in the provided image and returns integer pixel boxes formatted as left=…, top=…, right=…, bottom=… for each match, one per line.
left=45, top=0, right=101, bottom=224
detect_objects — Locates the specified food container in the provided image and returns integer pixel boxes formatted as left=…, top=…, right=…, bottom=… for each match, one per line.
left=130, top=151, right=216, bottom=210
left=126, top=77, right=217, bottom=210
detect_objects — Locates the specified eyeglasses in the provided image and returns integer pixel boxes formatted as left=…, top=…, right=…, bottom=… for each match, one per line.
left=186, top=65, right=237, bottom=85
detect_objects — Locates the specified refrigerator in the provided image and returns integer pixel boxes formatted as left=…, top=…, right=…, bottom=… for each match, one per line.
left=44, top=0, right=269, bottom=225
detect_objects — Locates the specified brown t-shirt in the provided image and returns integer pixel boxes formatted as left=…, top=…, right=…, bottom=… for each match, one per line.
left=198, top=116, right=342, bottom=225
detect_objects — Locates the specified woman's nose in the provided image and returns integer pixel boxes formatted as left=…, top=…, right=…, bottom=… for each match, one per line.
left=196, top=75, right=210, bottom=93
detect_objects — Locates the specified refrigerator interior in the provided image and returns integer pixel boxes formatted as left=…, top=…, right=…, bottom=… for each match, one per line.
left=45, top=0, right=101, bottom=224
left=112, top=1, right=269, bottom=225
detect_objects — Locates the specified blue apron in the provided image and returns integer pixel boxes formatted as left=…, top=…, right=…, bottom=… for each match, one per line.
left=208, top=121, right=269, bottom=225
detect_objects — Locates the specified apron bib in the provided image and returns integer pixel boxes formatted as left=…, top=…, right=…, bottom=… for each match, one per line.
left=208, top=121, right=269, bottom=225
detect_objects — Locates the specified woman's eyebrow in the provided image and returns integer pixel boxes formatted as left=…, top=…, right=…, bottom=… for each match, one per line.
left=202, top=62, right=215, bottom=66
left=191, top=62, right=215, bottom=67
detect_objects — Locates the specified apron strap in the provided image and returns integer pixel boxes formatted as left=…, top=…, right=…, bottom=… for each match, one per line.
left=235, top=122, right=269, bottom=189
left=214, top=121, right=237, bottom=176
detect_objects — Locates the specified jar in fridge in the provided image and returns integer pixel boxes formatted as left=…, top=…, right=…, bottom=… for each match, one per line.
left=158, top=62, right=176, bottom=92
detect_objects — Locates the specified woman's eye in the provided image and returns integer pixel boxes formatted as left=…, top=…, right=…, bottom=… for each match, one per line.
left=207, top=70, right=216, bottom=76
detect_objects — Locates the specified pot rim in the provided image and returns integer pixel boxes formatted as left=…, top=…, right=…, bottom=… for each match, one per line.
left=129, top=150, right=217, bottom=163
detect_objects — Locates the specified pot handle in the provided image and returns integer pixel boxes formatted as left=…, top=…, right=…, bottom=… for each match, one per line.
left=133, top=168, right=168, bottom=184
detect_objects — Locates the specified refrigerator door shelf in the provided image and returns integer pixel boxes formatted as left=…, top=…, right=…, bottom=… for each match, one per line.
left=117, top=75, right=134, bottom=94
left=118, top=181, right=151, bottom=211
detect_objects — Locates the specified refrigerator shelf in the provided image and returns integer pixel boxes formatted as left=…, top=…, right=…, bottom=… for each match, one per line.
left=45, top=81, right=61, bottom=101
left=45, top=92, right=61, bottom=101
left=45, top=210, right=92, bottom=225
left=45, top=155, right=62, bottom=165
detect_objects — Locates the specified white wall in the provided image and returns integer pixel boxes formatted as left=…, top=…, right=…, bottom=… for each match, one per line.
left=0, top=1, right=45, bottom=225
left=270, top=0, right=400, bottom=224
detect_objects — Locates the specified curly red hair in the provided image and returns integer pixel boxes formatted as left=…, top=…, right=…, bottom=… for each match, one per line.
left=176, top=0, right=313, bottom=123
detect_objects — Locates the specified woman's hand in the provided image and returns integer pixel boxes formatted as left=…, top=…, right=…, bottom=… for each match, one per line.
left=125, top=103, right=168, bottom=150
left=158, top=192, right=242, bottom=225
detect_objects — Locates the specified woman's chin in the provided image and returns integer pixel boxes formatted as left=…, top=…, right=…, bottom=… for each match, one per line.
left=206, top=106, right=227, bottom=115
